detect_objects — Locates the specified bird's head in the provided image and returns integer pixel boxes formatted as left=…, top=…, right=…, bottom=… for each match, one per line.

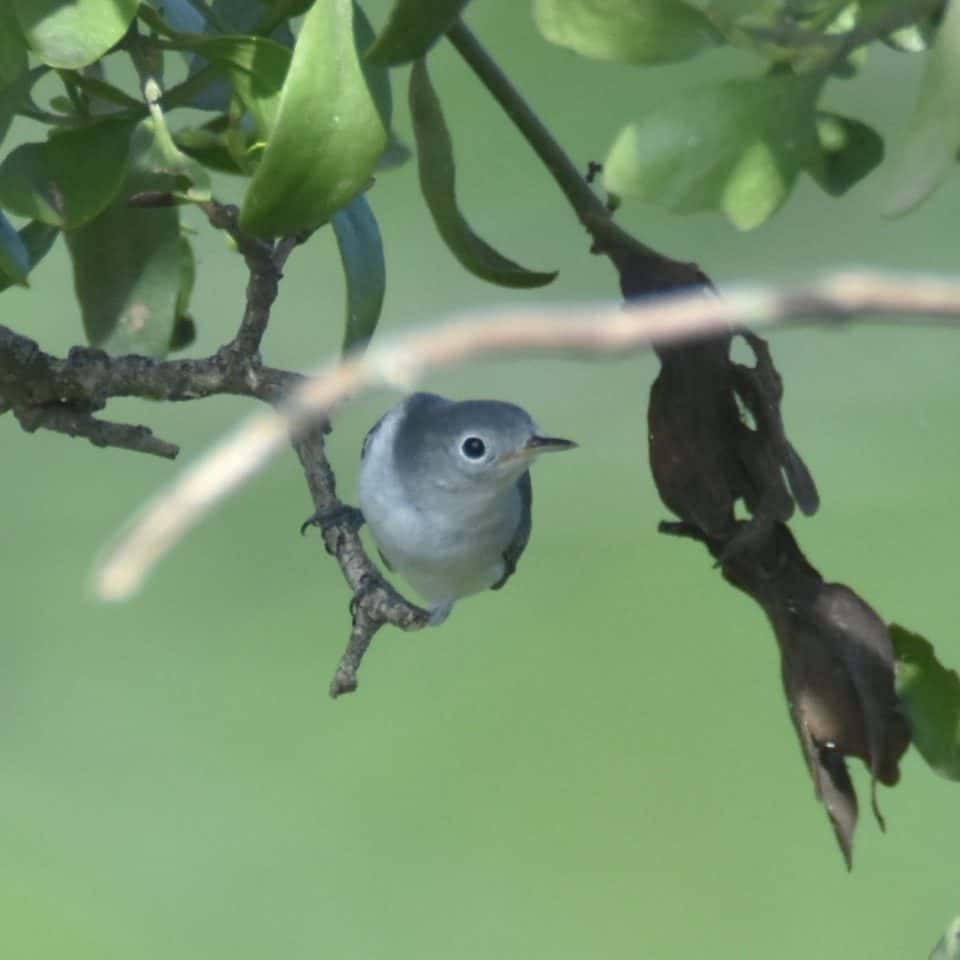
left=395, top=396, right=576, bottom=494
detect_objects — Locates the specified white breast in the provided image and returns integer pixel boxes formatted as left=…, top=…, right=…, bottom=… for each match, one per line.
left=357, top=407, right=521, bottom=606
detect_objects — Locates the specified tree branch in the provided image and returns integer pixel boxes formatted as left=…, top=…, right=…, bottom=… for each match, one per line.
left=0, top=201, right=305, bottom=457
left=2, top=194, right=426, bottom=698
left=94, top=268, right=960, bottom=603
left=13, top=403, right=179, bottom=458
left=445, top=20, right=708, bottom=295
left=199, top=202, right=285, bottom=359
left=291, top=423, right=430, bottom=697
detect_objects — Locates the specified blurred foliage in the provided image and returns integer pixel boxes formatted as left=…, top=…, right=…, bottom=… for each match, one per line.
left=2, top=0, right=960, bottom=957
left=0, top=0, right=956, bottom=339
left=893, top=625, right=960, bottom=780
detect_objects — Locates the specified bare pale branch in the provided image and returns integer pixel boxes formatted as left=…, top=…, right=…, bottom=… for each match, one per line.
left=94, top=269, right=960, bottom=602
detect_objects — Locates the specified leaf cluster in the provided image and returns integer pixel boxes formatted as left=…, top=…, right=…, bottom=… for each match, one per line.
left=0, top=0, right=561, bottom=359
left=0, top=0, right=954, bottom=351
left=536, top=0, right=956, bottom=229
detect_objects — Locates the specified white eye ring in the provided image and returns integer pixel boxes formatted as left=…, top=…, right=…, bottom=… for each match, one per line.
left=460, top=436, right=486, bottom=460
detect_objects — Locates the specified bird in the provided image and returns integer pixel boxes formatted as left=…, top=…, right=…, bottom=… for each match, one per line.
left=355, top=392, right=576, bottom=624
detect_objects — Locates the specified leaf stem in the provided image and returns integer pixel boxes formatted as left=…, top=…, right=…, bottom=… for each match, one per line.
left=445, top=20, right=663, bottom=266
left=446, top=21, right=605, bottom=221
left=17, top=106, right=77, bottom=127
left=57, top=70, right=90, bottom=117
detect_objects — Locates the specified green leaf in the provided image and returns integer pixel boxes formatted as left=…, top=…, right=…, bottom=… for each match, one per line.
left=603, top=73, right=821, bottom=230
left=534, top=0, right=720, bottom=65
left=808, top=112, right=883, bottom=196
left=10, top=0, right=140, bottom=69
left=0, top=116, right=136, bottom=228
left=65, top=121, right=184, bottom=356
left=332, top=194, right=385, bottom=352
left=354, top=2, right=392, bottom=128
left=0, top=7, right=27, bottom=91
left=0, top=209, right=29, bottom=285
left=0, top=220, right=59, bottom=294
left=197, top=36, right=291, bottom=138
left=930, top=916, right=960, bottom=960
left=258, top=0, right=317, bottom=23
left=409, top=59, right=556, bottom=288
left=210, top=0, right=294, bottom=36
left=163, top=29, right=293, bottom=138
left=891, top=624, right=960, bottom=780
left=884, top=0, right=960, bottom=215
left=0, top=66, right=35, bottom=148
left=139, top=6, right=293, bottom=135
left=365, top=0, right=469, bottom=65
left=174, top=118, right=250, bottom=175
left=183, top=0, right=296, bottom=113
left=239, top=0, right=388, bottom=236
left=150, top=0, right=208, bottom=33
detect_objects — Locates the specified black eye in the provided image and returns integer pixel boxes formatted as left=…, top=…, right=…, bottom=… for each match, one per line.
left=461, top=437, right=486, bottom=460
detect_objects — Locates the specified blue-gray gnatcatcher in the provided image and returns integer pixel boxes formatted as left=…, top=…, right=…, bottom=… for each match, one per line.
left=357, top=392, right=575, bottom=624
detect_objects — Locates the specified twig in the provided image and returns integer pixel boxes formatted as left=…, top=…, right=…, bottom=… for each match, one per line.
left=94, top=269, right=960, bottom=606
left=13, top=404, right=178, bottom=458
left=199, top=202, right=280, bottom=359
left=445, top=20, right=702, bottom=292
left=1, top=195, right=423, bottom=697
left=446, top=21, right=613, bottom=233
left=291, top=422, right=430, bottom=696
left=0, top=325, right=295, bottom=407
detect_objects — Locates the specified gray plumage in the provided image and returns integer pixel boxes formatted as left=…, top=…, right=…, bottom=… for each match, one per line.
left=492, top=471, right=531, bottom=591
left=357, top=392, right=573, bottom=624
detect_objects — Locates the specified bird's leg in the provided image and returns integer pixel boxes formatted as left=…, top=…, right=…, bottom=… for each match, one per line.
left=300, top=503, right=365, bottom=536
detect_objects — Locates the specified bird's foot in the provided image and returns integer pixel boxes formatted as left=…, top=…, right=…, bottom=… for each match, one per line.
left=300, top=503, right=365, bottom=537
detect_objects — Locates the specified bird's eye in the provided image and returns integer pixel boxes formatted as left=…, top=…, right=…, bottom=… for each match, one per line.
left=461, top=437, right=486, bottom=460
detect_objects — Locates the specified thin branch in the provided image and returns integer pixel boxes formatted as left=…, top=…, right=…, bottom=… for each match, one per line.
left=0, top=200, right=300, bottom=457
left=95, top=269, right=960, bottom=605
left=199, top=202, right=280, bottom=359
left=0, top=324, right=296, bottom=406
left=13, top=404, right=178, bottom=458
left=1, top=195, right=421, bottom=696
left=445, top=20, right=702, bottom=291
left=291, top=423, right=430, bottom=696
left=446, top=20, right=612, bottom=231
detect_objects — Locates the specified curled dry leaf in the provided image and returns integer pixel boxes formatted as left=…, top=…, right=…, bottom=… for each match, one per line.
left=719, top=523, right=911, bottom=868
left=648, top=331, right=810, bottom=541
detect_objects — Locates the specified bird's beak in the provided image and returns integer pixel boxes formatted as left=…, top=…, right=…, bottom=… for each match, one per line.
left=523, top=435, right=577, bottom=454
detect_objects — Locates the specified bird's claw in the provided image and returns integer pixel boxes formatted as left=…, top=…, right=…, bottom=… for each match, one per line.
left=300, top=503, right=365, bottom=537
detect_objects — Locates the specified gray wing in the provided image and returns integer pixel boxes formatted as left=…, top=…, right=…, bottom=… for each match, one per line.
left=360, top=413, right=393, bottom=570
left=360, top=412, right=387, bottom=461
left=491, top=470, right=532, bottom=591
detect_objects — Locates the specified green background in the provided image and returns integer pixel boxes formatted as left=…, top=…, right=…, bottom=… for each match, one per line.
left=2, top=3, right=958, bottom=957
